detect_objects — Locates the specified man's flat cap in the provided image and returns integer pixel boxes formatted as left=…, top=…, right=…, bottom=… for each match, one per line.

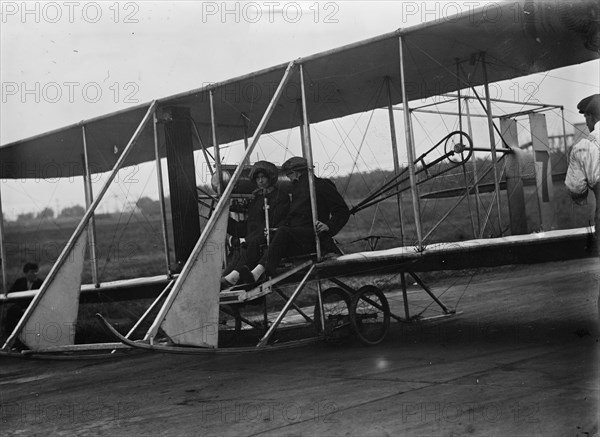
left=281, top=156, right=308, bottom=173
left=577, top=94, right=600, bottom=116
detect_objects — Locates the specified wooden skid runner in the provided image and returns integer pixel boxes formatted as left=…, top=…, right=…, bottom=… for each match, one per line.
left=96, top=314, right=318, bottom=354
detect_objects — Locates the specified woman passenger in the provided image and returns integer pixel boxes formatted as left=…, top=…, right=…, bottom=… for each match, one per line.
left=221, top=160, right=290, bottom=288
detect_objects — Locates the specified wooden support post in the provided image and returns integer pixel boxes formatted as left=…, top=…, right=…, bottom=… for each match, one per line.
left=81, top=125, right=99, bottom=286
left=455, top=64, right=477, bottom=239
left=386, top=77, right=405, bottom=245
left=481, top=53, right=504, bottom=234
left=299, top=63, right=322, bottom=260
left=398, top=36, right=423, bottom=247
left=209, top=91, right=223, bottom=193
left=500, top=117, right=528, bottom=235
left=464, top=97, right=482, bottom=233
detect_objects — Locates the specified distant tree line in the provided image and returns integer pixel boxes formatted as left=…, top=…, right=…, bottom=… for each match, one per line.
left=15, top=205, right=86, bottom=223
left=10, top=152, right=569, bottom=223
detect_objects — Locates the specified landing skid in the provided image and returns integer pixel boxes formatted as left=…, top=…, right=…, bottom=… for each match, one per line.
left=329, top=270, right=459, bottom=326
left=96, top=314, right=319, bottom=354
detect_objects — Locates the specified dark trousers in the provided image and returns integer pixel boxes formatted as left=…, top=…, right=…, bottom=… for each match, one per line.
left=259, top=226, right=316, bottom=275
left=234, top=232, right=267, bottom=271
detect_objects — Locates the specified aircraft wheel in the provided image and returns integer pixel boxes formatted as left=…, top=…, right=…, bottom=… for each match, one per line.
left=314, top=287, right=353, bottom=344
left=350, top=285, right=390, bottom=346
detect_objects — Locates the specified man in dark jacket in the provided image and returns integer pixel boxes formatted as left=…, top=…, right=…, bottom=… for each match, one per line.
left=243, top=156, right=350, bottom=283
left=4, top=262, right=43, bottom=336
left=9, top=262, right=43, bottom=292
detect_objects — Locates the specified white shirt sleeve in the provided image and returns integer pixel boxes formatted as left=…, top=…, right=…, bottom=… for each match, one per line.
left=565, top=144, right=590, bottom=196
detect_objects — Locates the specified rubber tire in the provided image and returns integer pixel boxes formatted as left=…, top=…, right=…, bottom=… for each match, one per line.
left=314, top=287, right=353, bottom=343
left=350, top=285, right=390, bottom=345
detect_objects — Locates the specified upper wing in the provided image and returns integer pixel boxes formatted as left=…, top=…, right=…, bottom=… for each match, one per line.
left=2, top=0, right=598, bottom=179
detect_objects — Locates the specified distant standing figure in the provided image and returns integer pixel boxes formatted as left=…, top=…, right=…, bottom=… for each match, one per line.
left=9, top=262, right=43, bottom=292
left=565, top=94, right=600, bottom=318
left=3, top=262, right=44, bottom=337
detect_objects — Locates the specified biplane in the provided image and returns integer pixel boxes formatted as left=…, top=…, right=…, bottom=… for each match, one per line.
left=1, top=0, right=598, bottom=356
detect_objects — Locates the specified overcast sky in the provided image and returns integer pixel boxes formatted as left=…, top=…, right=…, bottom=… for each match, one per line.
left=1, top=1, right=598, bottom=218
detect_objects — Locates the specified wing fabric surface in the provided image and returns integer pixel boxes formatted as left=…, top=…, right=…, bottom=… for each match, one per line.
left=1, top=0, right=598, bottom=179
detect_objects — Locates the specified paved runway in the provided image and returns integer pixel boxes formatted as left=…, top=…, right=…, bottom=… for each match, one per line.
left=2, top=258, right=599, bottom=436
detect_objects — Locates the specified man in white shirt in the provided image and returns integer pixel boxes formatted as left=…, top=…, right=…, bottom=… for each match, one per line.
left=566, top=94, right=600, bottom=233
left=565, top=93, right=600, bottom=318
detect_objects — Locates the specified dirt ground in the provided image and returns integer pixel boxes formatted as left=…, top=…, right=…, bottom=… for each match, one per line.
left=1, top=258, right=599, bottom=437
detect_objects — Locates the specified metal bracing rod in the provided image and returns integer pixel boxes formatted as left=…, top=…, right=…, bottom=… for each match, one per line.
left=394, top=107, right=488, bottom=118
left=408, top=272, right=453, bottom=314
left=355, top=125, right=469, bottom=210
left=478, top=158, right=509, bottom=238
left=398, top=36, right=423, bottom=247
left=353, top=137, right=475, bottom=214
left=315, top=275, right=325, bottom=333
left=386, top=77, right=405, bottom=246
left=399, top=104, right=561, bottom=120
left=257, top=264, right=316, bottom=348
left=299, top=63, right=322, bottom=261
left=503, top=106, right=560, bottom=119
left=125, top=280, right=174, bottom=340
left=240, top=113, right=252, bottom=170
left=394, top=107, right=554, bottom=118
left=479, top=191, right=500, bottom=239
left=352, top=129, right=469, bottom=212
left=297, top=100, right=306, bottom=153
left=190, top=119, right=215, bottom=176
left=464, top=97, right=482, bottom=234
left=481, top=53, right=503, bottom=234
left=423, top=155, right=502, bottom=242
left=410, top=96, right=459, bottom=111
left=400, top=271, right=410, bottom=320
left=81, top=125, right=99, bottom=286
left=0, top=184, right=7, bottom=295
left=456, top=64, right=477, bottom=240
left=560, top=106, right=568, bottom=155
left=471, top=147, right=511, bottom=153
left=153, top=112, right=172, bottom=276
left=2, top=101, right=158, bottom=351
left=273, top=286, right=313, bottom=324
left=350, top=171, right=407, bottom=212
left=443, top=93, right=562, bottom=108
left=209, top=90, right=224, bottom=194
left=145, top=61, right=297, bottom=342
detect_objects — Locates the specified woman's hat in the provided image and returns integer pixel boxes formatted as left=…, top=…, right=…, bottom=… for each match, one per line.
left=249, top=160, right=279, bottom=185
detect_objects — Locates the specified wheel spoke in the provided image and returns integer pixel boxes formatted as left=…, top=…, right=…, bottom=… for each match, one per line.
left=350, top=285, right=390, bottom=345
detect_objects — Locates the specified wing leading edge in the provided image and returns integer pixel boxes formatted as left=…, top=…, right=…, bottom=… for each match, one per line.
left=1, top=0, right=598, bottom=179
